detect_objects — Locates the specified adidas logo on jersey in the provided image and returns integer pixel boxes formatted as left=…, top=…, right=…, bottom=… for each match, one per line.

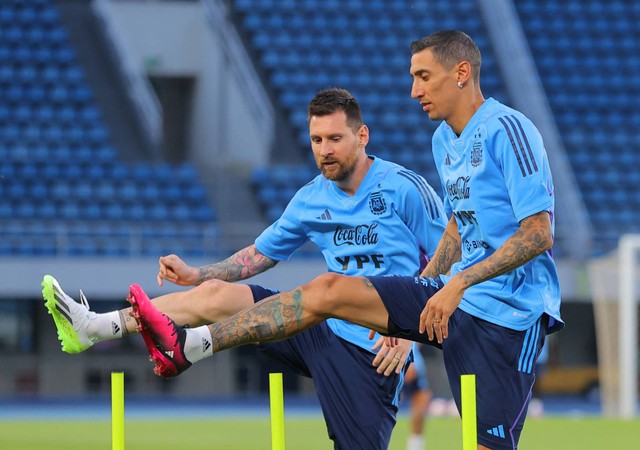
left=112, top=321, right=121, bottom=335
left=316, top=209, right=332, bottom=220
left=202, top=337, right=211, bottom=352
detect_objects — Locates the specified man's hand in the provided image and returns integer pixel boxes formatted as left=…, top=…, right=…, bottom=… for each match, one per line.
left=419, top=275, right=464, bottom=344
left=370, top=332, right=412, bottom=376
left=157, top=254, right=199, bottom=287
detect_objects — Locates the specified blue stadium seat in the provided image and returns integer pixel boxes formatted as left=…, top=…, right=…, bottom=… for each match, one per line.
left=149, top=204, right=169, bottom=221
left=104, top=203, right=124, bottom=221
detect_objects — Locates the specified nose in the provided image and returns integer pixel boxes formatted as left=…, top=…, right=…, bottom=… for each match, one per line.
left=411, top=80, right=422, bottom=100
left=318, top=140, right=332, bottom=157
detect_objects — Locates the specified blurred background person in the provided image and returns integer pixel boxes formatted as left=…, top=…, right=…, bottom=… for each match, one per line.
left=402, top=345, right=432, bottom=450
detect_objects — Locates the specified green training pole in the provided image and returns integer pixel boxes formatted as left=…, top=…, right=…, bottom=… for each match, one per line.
left=111, top=371, right=125, bottom=450
left=461, top=374, right=477, bottom=450
left=269, top=372, right=285, bottom=450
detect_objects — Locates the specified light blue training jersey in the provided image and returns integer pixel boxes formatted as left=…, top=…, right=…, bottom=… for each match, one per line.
left=432, top=98, right=563, bottom=333
left=255, top=156, right=447, bottom=351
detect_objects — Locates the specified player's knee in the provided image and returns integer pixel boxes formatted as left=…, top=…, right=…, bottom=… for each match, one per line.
left=194, top=279, right=228, bottom=298
left=301, top=272, right=346, bottom=315
left=186, top=279, right=234, bottom=321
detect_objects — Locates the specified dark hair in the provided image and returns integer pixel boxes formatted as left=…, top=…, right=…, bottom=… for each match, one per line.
left=308, top=88, right=363, bottom=132
left=410, top=30, right=482, bottom=83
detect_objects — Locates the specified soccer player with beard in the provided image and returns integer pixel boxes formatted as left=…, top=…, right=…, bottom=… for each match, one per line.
left=43, top=88, right=446, bottom=449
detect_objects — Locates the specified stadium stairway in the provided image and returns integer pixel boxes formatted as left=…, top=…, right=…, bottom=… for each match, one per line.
left=55, top=0, right=155, bottom=162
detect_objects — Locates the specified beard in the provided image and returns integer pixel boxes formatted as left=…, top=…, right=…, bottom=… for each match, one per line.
left=317, top=155, right=359, bottom=182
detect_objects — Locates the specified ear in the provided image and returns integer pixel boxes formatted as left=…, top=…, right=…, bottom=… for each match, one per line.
left=456, top=60, right=472, bottom=85
left=358, top=124, right=370, bottom=148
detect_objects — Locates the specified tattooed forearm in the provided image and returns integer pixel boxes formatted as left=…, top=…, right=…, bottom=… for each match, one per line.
left=459, top=211, right=553, bottom=289
left=208, top=288, right=307, bottom=352
left=424, top=230, right=461, bottom=277
left=197, top=244, right=277, bottom=283
left=421, top=218, right=461, bottom=278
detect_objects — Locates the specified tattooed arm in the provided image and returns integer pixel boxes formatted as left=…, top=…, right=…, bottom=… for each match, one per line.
left=420, top=216, right=461, bottom=278
left=197, top=244, right=278, bottom=283
left=454, top=211, right=553, bottom=289
left=419, top=211, right=554, bottom=342
left=157, top=244, right=278, bottom=287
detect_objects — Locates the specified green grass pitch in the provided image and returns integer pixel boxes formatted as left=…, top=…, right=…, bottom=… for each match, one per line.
left=1, top=416, right=638, bottom=449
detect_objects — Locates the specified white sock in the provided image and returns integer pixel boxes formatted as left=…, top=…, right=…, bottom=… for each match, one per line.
left=406, top=434, right=425, bottom=450
left=86, top=311, right=124, bottom=342
left=183, top=325, right=214, bottom=363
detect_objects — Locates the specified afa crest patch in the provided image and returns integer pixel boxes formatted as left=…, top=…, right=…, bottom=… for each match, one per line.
left=471, top=141, right=483, bottom=167
left=471, top=128, right=483, bottom=167
left=369, top=192, right=386, bottom=215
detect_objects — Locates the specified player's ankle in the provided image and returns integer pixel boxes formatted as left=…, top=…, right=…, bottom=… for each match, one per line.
left=183, top=325, right=214, bottom=363
left=86, top=311, right=124, bottom=342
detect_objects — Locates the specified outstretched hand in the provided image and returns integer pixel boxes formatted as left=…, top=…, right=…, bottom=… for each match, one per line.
left=157, top=254, right=199, bottom=287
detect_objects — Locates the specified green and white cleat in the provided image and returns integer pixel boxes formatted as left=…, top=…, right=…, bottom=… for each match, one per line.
left=41, top=274, right=97, bottom=354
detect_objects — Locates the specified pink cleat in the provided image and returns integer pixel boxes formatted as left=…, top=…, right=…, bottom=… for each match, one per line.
left=127, top=284, right=191, bottom=378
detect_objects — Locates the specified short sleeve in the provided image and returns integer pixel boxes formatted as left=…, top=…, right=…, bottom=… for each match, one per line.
left=254, top=193, right=309, bottom=261
left=492, top=114, right=554, bottom=221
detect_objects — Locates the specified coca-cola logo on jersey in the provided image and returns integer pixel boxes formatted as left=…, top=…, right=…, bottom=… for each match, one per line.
left=333, top=223, right=379, bottom=246
left=446, top=176, right=471, bottom=201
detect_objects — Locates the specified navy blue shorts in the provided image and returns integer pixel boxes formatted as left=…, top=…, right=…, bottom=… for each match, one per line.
left=249, top=285, right=401, bottom=450
left=368, top=275, right=547, bottom=450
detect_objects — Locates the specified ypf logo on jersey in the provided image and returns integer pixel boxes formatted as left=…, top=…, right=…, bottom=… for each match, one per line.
left=369, top=192, right=386, bottom=215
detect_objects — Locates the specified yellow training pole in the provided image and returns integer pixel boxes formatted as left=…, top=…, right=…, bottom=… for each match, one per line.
left=269, top=372, right=285, bottom=450
left=111, top=372, right=125, bottom=450
left=461, top=374, right=477, bottom=450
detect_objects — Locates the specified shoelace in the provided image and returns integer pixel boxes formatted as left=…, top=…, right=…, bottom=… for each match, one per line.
left=150, top=313, right=181, bottom=349
left=168, top=317, right=181, bottom=347
left=78, top=289, right=100, bottom=344
left=79, top=289, right=90, bottom=309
